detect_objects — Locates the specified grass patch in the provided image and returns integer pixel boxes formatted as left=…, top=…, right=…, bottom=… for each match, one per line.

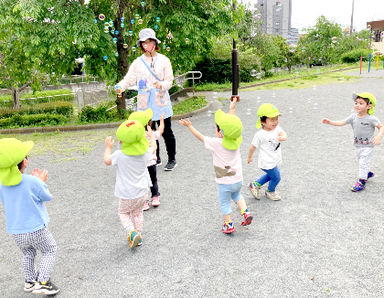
left=172, top=96, right=207, bottom=115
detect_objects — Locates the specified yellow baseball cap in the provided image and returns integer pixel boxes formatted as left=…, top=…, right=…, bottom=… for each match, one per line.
left=214, top=109, right=243, bottom=150
left=116, top=120, right=149, bottom=156
left=0, top=138, right=34, bottom=186
left=128, top=108, right=153, bottom=127
left=256, top=103, right=280, bottom=128
left=353, top=92, right=376, bottom=115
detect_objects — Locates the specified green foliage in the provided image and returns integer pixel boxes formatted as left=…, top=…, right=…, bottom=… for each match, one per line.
left=341, top=49, right=372, bottom=63
left=0, top=89, right=74, bottom=107
left=0, top=101, right=73, bottom=118
left=194, top=58, right=232, bottom=84
left=172, top=96, right=207, bottom=115
left=78, top=102, right=128, bottom=123
left=0, top=114, right=68, bottom=129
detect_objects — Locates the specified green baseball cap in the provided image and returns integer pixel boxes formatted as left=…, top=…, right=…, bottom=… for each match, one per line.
left=256, top=103, right=280, bottom=129
left=0, top=138, right=34, bottom=186
left=128, top=108, right=153, bottom=127
left=214, top=109, right=243, bottom=150
left=116, top=120, right=149, bottom=156
left=353, top=92, right=376, bottom=115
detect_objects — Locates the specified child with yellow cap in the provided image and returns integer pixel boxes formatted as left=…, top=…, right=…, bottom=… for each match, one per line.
left=322, top=92, right=384, bottom=192
left=179, top=99, right=253, bottom=234
left=0, top=138, right=60, bottom=295
left=104, top=119, right=157, bottom=248
left=128, top=109, right=164, bottom=210
left=247, top=103, right=288, bottom=201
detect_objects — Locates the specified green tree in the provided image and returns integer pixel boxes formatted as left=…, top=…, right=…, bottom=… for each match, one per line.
left=0, top=0, right=97, bottom=108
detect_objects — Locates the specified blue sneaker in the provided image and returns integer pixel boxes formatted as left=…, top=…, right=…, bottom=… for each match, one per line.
left=367, top=171, right=375, bottom=179
left=350, top=179, right=366, bottom=192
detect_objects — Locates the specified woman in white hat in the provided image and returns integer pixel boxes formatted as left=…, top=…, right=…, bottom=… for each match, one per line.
left=116, top=28, right=177, bottom=171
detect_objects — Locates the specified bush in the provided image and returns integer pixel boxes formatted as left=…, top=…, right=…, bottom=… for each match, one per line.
left=78, top=102, right=128, bottom=123
left=0, top=101, right=73, bottom=118
left=194, top=58, right=232, bottom=84
left=341, top=49, right=372, bottom=63
left=0, top=114, right=68, bottom=128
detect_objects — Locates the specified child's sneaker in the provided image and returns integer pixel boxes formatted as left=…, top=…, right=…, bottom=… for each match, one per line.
left=350, top=179, right=366, bottom=192
left=367, top=171, right=375, bottom=179
left=265, top=190, right=281, bottom=201
left=249, top=182, right=261, bottom=199
left=32, top=280, right=60, bottom=295
left=24, top=281, right=35, bottom=292
left=241, top=210, right=253, bottom=226
left=143, top=201, right=150, bottom=211
left=151, top=196, right=160, bottom=207
left=137, top=238, right=143, bottom=246
left=128, top=230, right=142, bottom=248
left=222, top=222, right=235, bottom=234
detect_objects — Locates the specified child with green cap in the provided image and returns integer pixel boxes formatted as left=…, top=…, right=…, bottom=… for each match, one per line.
left=247, top=103, right=288, bottom=201
left=104, top=119, right=157, bottom=248
left=128, top=109, right=164, bottom=210
left=0, top=138, right=60, bottom=295
left=179, top=99, right=253, bottom=234
left=322, top=92, right=384, bottom=192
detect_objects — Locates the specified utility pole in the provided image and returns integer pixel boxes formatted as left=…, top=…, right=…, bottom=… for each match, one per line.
left=231, top=1, right=240, bottom=102
left=350, top=0, right=355, bottom=35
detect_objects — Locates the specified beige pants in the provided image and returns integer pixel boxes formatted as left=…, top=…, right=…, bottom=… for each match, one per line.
left=118, top=194, right=147, bottom=233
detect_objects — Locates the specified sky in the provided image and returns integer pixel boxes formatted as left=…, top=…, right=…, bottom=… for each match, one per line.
left=248, top=0, right=384, bottom=33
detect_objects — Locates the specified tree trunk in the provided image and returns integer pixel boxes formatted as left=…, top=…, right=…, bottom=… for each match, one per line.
left=12, top=88, right=20, bottom=109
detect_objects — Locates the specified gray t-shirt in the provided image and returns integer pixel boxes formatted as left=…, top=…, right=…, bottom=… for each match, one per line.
left=345, top=113, right=380, bottom=147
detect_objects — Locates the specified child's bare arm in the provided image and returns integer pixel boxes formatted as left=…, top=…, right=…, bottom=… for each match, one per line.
left=372, top=123, right=384, bottom=145
left=104, top=136, right=114, bottom=165
left=229, top=98, right=237, bottom=115
left=179, top=118, right=205, bottom=143
left=322, top=118, right=347, bottom=126
left=277, top=129, right=288, bottom=141
left=247, top=144, right=256, bottom=164
left=158, top=113, right=165, bottom=136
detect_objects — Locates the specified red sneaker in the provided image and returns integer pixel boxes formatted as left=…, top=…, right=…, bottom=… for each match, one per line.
left=222, top=222, right=235, bottom=234
left=241, top=211, right=253, bottom=226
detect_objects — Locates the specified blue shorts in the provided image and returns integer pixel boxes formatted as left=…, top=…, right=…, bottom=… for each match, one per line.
left=217, top=181, right=243, bottom=215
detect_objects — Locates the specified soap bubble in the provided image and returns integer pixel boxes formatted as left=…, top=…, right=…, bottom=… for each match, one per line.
left=185, top=38, right=189, bottom=43
left=128, top=30, right=133, bottom=36
left=138, top=19, right=143, bottom=25
left=132, top=47, right=136, bottom=52
left=131, top=19, right=135, bottom=24
left=154, top=24, right=159, bottom=30
left=99, top=14, right=105, bottom=21
left=156, top=17, right=160, bottom=22
left=114, top=30, right=119, bottom=35
left=103, top=55, right=108, bottom=61
left=104, top=22, right=109, bottom=27
left=251, top=69, right=257, bottom=76
left=109, top=21, right=113, bottom=27
left=94, top=19, right=98, bottom=24
left=166, top=46, right=170, bottom=51
left=123, top=43, right=128, bottom=49
left=141, top=1, right=146, bottom=7
left=120, top=23, right=125, bottom=28
left=104, top=27, right=109, bottom=33
left=120, top=17, right=125, bottom=22
left=162, top=44, right=166, bottom=49
left=113, top=37, right=117, bottom=43
left=115, top=52, right=119, bottom=57
left=135, top=14, right=140, bottom=20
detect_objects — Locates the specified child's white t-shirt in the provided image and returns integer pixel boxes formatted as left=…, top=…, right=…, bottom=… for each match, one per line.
left=252, top=126, right=283, bottom=170
left=204, top=136, right=243, bottom=185
left=111, top=148, right=152, bottom=199
left=146, top=131, right=161, bottom=167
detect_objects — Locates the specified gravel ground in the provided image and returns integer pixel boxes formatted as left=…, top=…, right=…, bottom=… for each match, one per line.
left=1, top=70, right=384, bottom=297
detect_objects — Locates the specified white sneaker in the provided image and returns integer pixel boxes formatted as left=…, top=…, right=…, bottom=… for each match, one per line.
left=265, top=190, right=281, bottom=201
left=249, top=182, right=261, bottom=199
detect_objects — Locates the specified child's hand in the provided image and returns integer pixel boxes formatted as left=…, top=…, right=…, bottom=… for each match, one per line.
left=247, top=157, right=252, bottom=164
left=146, top=125, right=153, bottom=137
left=322, top=118, right=331, bottom=125
left=160, top=113, right=165, bottom=122
left=229, top=97, right=237, bottom=109
left=179, top=118, right=191, bottom=127
left=154, top=81, right=162, bottom=90
left=372, top=135, right=382, bottom=145
left=277, top=135, right=287, bottom=141
left=105, top=136, right=115, bottom=148
left=32, top=168, right=48, bottom=182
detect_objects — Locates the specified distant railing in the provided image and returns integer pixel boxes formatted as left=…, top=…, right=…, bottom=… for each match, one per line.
left=106, top=71, right=202, bottom=112
left=58, top=75, right=100, bottom=85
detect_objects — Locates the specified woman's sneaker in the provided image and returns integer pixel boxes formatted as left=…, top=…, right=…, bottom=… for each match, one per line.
left=24, top=281, right=35, bottom=292
left=151, top=196, right=160, bottom=207
left=32, top=280, right=60, bottom=295
left=222, top=222, right=235, bottom=234
left=249, top=182, right=261, bottom=199
left=128, top=230, right=142, bottom=248
left=350, top=179, right=366, bottom=192
left=265, top=190, right=281, bottom=201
